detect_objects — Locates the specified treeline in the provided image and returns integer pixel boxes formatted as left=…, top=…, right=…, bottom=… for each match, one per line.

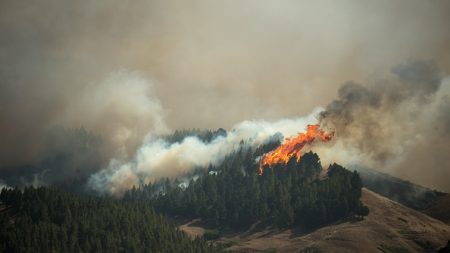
left=125, top=145, right=369, bottom=230
left=162, top=128, right=227, bottom=144
left=354, top=165, right=440, bottom=210
left=0, top=127, right=104, bottom=193
left=0, top=187, right=225, bottom=253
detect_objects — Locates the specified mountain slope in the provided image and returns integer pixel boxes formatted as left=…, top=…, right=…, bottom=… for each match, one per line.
left=0, top=187, right=224, bottom=253
left=181, top=188, right=450, bottom=253
left=353, top=166, right=450, bottom=225
left=421, top=193, right=450, bottom=225
left=352, top=166, right=440, bottom=210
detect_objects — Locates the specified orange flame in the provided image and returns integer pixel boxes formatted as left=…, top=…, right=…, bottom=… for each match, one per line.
left=258, top=124, right=333, bottom=175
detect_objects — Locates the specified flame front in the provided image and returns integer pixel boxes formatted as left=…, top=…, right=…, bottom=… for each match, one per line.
left=258, top=124, right=333, bottom=174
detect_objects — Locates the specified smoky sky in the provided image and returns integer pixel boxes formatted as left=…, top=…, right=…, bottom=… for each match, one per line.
left=1, top=1, right=450, bottom=190
left=316, top=60, right=450, bottom=192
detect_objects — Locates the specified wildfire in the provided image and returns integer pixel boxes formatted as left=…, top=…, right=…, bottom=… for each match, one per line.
left=258, top=124, right=333, bottom=175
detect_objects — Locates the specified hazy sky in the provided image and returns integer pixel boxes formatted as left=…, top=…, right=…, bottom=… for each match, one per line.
left=1, top=0, right=450, bottom=190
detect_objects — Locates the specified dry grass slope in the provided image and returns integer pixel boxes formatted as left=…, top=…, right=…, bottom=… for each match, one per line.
left=180, top=188, right=450, bottom=253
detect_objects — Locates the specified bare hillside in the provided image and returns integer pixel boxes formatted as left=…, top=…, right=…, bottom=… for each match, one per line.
left=180, top=188, right=450, bottom=252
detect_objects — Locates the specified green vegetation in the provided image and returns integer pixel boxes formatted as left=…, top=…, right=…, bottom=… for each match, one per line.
left=0, top=187, right=224, bottom=253
left=202, top=230, right=221, bottom=241
left=125, top=143, right=369, bottom=230
left=0, top=130, right=370, bottom=252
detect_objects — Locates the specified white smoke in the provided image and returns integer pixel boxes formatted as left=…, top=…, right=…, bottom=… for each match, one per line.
left=62, top=70, right=169, bottom=159
left=0, top=179, right=12, bottom=190
left=88, top=108, right=323, bottom=195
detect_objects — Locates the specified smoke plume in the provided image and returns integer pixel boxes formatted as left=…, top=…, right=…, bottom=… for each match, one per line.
left=1, top=0, right=450, bottom=192
left=88, top=109, right=322, bottom=195
left=317, top=60, right=450, bottom=191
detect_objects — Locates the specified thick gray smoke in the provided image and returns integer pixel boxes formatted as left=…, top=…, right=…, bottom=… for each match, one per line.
left=317, top=61, right=450, bottom=191
left=88, top=109, right=322, bottom=195
left=1, top=1, right=450, bottom=193
left=91, top=61, right=450, bottom=196
left=0, top=71, right=168, bottom=191
left=2, top=0, right=450, bottom=168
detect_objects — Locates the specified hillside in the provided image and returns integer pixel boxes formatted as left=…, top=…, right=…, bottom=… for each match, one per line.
left=0, top=187, right=224, bottom=253
left=421, top=193, right=450, bottom=225
left=351, top=166, right=450, bottom=225
left=180, top=188, right=450, bottom=253
left=352, top=166, right=440, bottom=210
left=125, top=150, right=369, bottom=230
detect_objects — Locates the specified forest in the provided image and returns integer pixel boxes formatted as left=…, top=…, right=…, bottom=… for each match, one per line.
left=124, top=140, right=369, bottom=230
left=0, top=187, right=224, bottom=253
left=0, top=129, right=369, bottom=252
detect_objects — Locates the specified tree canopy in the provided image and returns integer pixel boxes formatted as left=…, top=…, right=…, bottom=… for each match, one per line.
left=0, top=187, right=224, bottom=253
left=125, top=144, right=369, bottom=230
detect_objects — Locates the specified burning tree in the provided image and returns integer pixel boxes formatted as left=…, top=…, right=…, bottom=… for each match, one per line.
left=259, top=124, right=334, bottom=175
left=125, top=132, right=368, bottom=230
